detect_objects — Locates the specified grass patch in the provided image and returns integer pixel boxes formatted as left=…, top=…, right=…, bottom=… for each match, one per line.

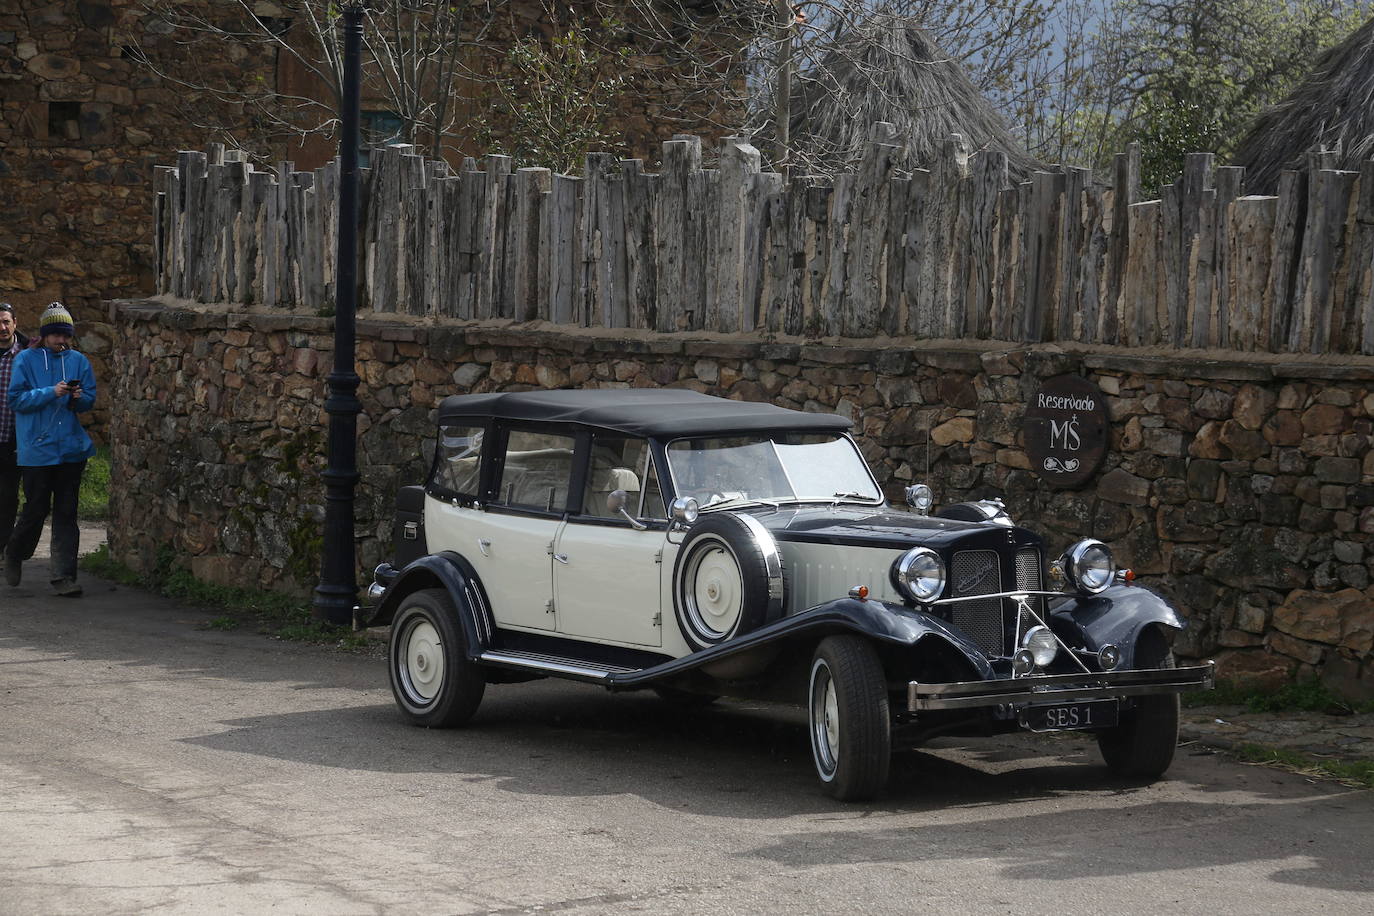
left=80, top=544, right=369, bottom=649
left=81, top=542, right=141, bottom=586
left=1184, top=678, right=1374, bottom=715
left=1233, top=743, right=1374, bottom=790
left=79, top=446, right=110, bottom=520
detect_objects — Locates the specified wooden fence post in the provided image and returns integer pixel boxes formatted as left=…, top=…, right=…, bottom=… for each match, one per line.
left=514, top=167, right=550, bottom=322
left=655, top=137, right=700, bottom=332
left=717, top=137, right=762, bottom=332
left=844, top=130, right=899, bottom=337
left=1354, top=162, right=1374, bottom=355
left=1292, top=168, right=1358, bottom=353
left=1212, top=165, right=1246, bottom=347
left=478, top=153, right=512, bottom=320
left=1229, top=195, right=1278, bottom=350
left=967, top=150, right=1007, bottom=339
left=620, top=159, right=658, bottom=329
left=580, top=153, right=614, bottom=327
left=1105, top=143, right=1140, bottom=343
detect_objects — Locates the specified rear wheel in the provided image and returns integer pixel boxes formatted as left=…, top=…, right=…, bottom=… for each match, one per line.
left=808, top=636, right=891, bottom=801
left=1097, top=627, right=1179, bottom=779
left=389, top=589, right=485, bottom=728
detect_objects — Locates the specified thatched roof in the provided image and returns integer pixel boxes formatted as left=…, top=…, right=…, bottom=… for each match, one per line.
left=1232, top=17, right=1374, bottom=194
left=767, top=13, right=1044, bottom=177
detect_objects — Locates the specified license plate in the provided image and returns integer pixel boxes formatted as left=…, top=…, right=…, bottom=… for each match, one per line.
left=1020, top=699, right=1118, bottom=732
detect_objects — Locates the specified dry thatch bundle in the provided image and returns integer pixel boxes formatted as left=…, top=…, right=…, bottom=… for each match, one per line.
left=772, top=12, right=1043, bottom=177
left=1232, top=17, right=1374, bottom=193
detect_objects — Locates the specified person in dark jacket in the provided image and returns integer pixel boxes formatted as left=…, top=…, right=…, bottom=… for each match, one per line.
left=0, top=302, right=30, bottom=563
left=5, top=302, right=97, bottom=596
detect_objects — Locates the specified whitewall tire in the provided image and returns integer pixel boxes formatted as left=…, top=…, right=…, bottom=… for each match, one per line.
left=808, top=635, right=891, bottom=801
left=389, top=589, right=485, bottom=727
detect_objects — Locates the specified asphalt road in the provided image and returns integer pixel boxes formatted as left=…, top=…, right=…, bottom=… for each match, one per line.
left=2, top=567, right=1372, bottom=915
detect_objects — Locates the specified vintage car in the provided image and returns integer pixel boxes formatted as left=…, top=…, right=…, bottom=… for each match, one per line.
left=363, top=389, right=1214, bottom=800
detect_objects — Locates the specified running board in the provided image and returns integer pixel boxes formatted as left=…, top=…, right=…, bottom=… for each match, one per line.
left=478, top=650, right=638, bottom=683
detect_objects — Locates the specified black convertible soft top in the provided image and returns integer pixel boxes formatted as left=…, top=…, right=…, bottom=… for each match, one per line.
left=436, top=389, right=852, bottom=438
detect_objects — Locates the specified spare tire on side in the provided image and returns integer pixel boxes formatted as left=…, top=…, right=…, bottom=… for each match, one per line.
left=671, top=512, right=785, bottom=652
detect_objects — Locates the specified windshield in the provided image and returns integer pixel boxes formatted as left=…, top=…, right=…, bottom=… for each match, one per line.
left=667, top=433, right=882, bottom=509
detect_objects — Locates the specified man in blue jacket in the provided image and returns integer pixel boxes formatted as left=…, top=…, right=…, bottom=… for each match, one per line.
left=0, top=302, right=30, bottom=564
left=5, top=302, right=97, bottom=596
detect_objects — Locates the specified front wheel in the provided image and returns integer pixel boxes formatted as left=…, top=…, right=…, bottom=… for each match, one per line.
left=1097, top=627, right=1179, bottom=779
left=808, top=635, right=891, bottom=801
left=389, top=589, right=486, bottom=728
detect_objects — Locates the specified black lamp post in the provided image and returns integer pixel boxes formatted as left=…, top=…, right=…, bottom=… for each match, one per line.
left=313, top=3, right=365, bottom=625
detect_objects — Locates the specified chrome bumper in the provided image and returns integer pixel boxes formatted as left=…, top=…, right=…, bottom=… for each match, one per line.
left=367, top=562, right=398, bottom=604
left=907, top=661, right=1215, bottom=712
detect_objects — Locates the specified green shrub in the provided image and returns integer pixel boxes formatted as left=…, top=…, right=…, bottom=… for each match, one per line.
left=1184, top=678, right=1374, bottom=715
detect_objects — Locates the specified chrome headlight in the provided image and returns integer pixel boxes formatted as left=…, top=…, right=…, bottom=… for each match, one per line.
left=905, top=483, right=934, bottom=515
left=1021, top=625, right=1058, bottom=666
left=1062, top=539, right=1115, bottom=594
left=671, top=496, right=699, bottom=526
left=894, top=547, right=945, bottom=602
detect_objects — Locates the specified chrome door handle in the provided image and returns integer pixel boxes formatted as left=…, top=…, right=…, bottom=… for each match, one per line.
left=553, top=553, right=569, bottom=564
left=477, top=538, right=491, bottom=557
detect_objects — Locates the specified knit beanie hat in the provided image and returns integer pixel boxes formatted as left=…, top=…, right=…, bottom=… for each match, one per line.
left=40, top=301, right=75, bottom=336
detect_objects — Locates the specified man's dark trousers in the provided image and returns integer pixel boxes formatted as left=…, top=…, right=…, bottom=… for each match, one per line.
left=0, top=440, right=17, bottom=558
left=9, top=461, right=86, bottom=582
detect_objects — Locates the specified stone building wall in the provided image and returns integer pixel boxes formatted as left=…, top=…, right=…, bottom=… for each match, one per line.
left=108, top=299, right=1374, bottom=698
left=1, top=1, right=272, bottom=313
left=1, top=1, right=733, bottom=323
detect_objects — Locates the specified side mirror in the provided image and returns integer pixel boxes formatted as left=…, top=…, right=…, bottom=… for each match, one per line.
left=608, top=489, right=647, bottom=530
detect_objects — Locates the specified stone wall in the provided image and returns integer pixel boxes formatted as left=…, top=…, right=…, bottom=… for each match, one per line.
left=109, top=299, right=1374, bottom=699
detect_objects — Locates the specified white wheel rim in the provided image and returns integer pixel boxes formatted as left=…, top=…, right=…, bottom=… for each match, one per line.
left=683, top=537, right=743, bottom=639
left=402, top=619, right=444, bottom=703
left=823, top=679, right=839, bottom=758
left=809, top=658, right=839, bottom=779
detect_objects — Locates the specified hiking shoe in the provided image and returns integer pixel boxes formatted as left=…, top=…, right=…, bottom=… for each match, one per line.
left=4, top=554, right=19, bottom=587
left=51, top=578, right=82, bottom=597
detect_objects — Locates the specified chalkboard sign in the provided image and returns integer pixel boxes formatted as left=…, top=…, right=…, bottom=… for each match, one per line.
left=1022, top=375, right=1109, bottom=489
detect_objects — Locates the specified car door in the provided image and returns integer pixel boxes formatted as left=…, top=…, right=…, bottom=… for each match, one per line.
left=466, top=426, right=578, bottom=633
left=553, top=436, right=667, bottom=648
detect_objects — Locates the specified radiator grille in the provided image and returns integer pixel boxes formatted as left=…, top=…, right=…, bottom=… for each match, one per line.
left=1015, top=547, right=1044, bottom=620
left=1011, top=549, right=1038, bottom=642
left=950, top=550, right=1004, bottom=655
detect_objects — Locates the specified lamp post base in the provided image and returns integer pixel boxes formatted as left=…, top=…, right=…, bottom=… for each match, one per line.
left=312, top=582, right=357, bottom=627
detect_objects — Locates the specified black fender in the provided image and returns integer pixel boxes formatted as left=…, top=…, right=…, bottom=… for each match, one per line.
left=1048, top=584, right=1185, bottom=669
left=369, top=552, right=493, bottom=660
left=609, top=597, right=996, bottom=688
